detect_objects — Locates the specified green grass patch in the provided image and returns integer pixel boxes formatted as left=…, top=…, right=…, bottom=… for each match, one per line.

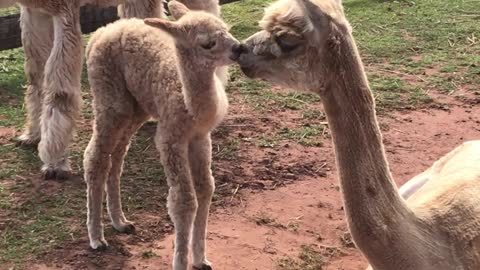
left=345, top=0, right=479, bottom=98
left=254, top=213, right=287, bottom=229
left=277, top=245, right=325, bottom=270
left=222, top=0, right=273, bottom=40
left=278, top=125, right=326, bottom=147
left=214, top=137, right=240, bottom=160
left=257, top=135, right=279, bottom=148
left=0, top=48, right=26, bottom=127
left=140, top=250, right=157, bottom=259
left=0, top=6, right=20, bottom=16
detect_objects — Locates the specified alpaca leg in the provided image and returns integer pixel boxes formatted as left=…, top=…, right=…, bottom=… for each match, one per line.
left=86, top=50, right=138, bottom=249
left=155, top=131, right=197, bottom=270
left=118, top=0, right=163, bottom=18
left=189, top=135, right=215, bottom=270
left=106, top=111, right=148, bottom=234
left=16, top=8, right=53, bottom=147
left=84, top=117, right=128, bottom=250
left=38, top=6, right=83, bottom=180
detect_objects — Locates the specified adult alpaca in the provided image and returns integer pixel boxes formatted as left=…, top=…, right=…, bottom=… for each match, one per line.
left=235, top=0, right=480, bottom=269
left=0, top=0, right=162, bottom=179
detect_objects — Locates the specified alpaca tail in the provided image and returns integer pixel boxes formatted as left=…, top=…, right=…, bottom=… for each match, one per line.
left=38, top=89, right=81, bottom=165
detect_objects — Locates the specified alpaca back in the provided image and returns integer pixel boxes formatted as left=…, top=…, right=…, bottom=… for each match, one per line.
left=87, top=18, right=185, bottom=119
left=406, top=141, right=480, bottom=269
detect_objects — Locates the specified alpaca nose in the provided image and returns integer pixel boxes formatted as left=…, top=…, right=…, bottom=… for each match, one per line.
left=230, top=43, right=248, bottom=61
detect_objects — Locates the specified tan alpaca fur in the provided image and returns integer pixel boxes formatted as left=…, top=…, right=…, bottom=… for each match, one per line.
left=235, top=0, right=480, bottom=269
left=3, top=0, right=162, bottom=180
left=84, top=1, right=239, bottom=269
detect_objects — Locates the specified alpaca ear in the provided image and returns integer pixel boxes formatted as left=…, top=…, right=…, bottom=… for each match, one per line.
left=294, top=0, right=343, bottom=21
left=168, top=1, right=190, bottom=20
left=144, top=18, right=185, bottom=38
left=292, top=0, right=345, bottom=44
left=291, top=0, right=325, bottom=45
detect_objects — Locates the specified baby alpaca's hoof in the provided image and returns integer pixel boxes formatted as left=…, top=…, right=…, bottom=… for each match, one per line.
left=90, top=239, right=108, bottom=251
left=193, top=264, right=212, bottom=270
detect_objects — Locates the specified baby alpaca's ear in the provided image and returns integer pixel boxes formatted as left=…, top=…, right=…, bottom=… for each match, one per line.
left=168, top=1, right=190, bottom=20
left=144, top=18, right=185, bottom=38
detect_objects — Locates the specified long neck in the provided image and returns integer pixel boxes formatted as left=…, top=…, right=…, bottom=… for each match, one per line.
left=319, top=29, right=427, bottom=266
left=175, top=47, right=219, bottom=117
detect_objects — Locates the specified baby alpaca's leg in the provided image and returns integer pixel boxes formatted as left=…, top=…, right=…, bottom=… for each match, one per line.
left=155, top=130, right=197, bottom=270
left=189, top=135, right=215, bottom=270
left=17, top=8, right=53, bottom=147
left=84, top=114, right=128, bottom=250
left=106, top=111, right=148, bottom=233
left=39, top=6, right=83, bottom=180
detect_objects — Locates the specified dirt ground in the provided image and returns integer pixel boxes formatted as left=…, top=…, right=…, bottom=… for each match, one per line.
left=20, top=90, right=478, bottom=270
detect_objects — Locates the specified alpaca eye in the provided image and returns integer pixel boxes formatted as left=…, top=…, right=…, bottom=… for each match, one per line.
left=201, top=41, right=216, bottom=50
left=275, top=34, right=300, bottom=52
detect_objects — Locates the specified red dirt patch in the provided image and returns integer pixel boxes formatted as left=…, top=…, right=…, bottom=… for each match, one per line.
left=0, top=126, right=16, bottom=143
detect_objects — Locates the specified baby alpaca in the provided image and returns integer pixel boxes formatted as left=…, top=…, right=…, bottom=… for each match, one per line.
left=84, top=1, right=240, bottom=269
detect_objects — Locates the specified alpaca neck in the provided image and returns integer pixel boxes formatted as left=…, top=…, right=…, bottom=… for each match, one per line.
left=175, top=47, right=223, bottom=120
left=319, top=29, right=430, bottom=266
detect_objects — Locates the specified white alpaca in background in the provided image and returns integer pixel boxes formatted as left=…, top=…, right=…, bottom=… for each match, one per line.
left=0, top=0, right=162, bottom=179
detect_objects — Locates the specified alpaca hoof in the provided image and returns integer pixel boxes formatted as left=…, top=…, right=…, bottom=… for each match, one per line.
left=42, top=167, right=57, bottom=180
left=90, top=239, right=109, bottom=251
left=115, top=222, right=136, bottom=234
left=193, top=263, right=212, bottom=270
left=41, top=164, right=71, bottom=180
left=15, top=135, right=40, bottom=149
left=42, top=167, right=70, bottom=180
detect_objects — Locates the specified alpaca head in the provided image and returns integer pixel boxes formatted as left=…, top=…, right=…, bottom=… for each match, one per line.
left=235, top=0, right=350, bottom=92
left=145, top=1, right=239, bottom=67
